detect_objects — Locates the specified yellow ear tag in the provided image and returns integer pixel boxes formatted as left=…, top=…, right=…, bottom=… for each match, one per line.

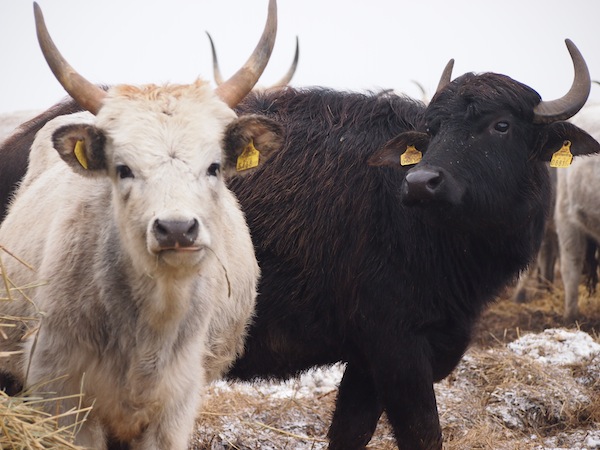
left=74, top=140, right=88, bottom=169
left=550, top=140, right=573, bottom=168
left=236, top=139, right=260, bottom=172
left=400, top=145, right=422, bottom=166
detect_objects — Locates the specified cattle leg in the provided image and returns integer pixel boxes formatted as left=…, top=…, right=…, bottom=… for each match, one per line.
left=557, top=223, right=586, bottom=321
left=131, top=386, right=201, bottom=450
left=372, top=348, right=442, bottom=450
left=538, top=228, right=558, bottom=285
left=327, top=363, right=383, bottom=450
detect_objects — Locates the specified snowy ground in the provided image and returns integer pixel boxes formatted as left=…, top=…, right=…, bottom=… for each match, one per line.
left=193, top=327, right=600, bottom=450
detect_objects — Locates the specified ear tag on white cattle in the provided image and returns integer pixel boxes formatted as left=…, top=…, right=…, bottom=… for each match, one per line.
left=550, top=140, right=573, bottom=168
left=400, top=145, right=422, bottom=166
left=236, top=139, right=261, bottom=172
left=74, top=140, right=89, bottom=169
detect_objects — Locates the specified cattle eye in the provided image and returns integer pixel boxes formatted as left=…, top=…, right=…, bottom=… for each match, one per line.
left=494, top=121, right=510, bottom=133
left=116, top=164, right=134, bottom=179
left=207, top=162, right=221, bottom=177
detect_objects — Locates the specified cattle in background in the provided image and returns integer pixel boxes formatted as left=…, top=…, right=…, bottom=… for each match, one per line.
left=0, top=2, right=282, bottom=449
left=555, top=102, right=600, bottom=321
left=0, top=110, right=40, bottom=144
left=1, top=41, right=599, bottom=450
left=226, top=40, right=599, bottom=450
left=0, top=100, right=87, bottom=221
left=512, top=165, right=559, bottom=303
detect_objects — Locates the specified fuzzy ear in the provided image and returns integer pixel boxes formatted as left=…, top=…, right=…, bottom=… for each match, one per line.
left=537, top=121, right=600, bottom=167
left=368, top=131, right=429, bottom=168
left=222, top=114, right=284, bottom=177
left=52, top=124, right=107, bottom=176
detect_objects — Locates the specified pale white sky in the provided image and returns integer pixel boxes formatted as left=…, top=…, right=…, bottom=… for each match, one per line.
left=1, top=0, right=599, bottom=114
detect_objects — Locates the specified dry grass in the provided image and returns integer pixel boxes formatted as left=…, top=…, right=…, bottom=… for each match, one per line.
left=1, top=246, right=88, bottom=450
left=0, top=390, right=90, bottom=450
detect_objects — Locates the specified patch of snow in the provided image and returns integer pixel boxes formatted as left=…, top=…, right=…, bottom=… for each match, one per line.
left=508, top=328, right=600, bottom=366
left=211, top=363, right=345, bottom=399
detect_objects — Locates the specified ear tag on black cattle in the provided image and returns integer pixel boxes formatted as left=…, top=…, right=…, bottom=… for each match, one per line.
left=400, top=145, right=422, bottom=166
left=550, top=140, right=573, bottom=168
left=236, top=139, right=261, bottom=172
left=74, top=140, right=89, bottom=169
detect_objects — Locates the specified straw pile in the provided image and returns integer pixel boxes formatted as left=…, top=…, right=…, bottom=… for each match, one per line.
left=1, top=246, right=89, bottom=449
left=0, top=390, right=90, bottom=449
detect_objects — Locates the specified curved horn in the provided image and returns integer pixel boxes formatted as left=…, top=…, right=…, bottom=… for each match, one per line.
left=33, top=3, right=106, bottom=115
left=205, top=32, right=225, bottom=86
left=215, top=0, right=277, bottom=107
left=435, top=59, right=455, bottom=96
left=271, top=36, right=299, bottom=87
left=533, top=39, right=590, bottom=124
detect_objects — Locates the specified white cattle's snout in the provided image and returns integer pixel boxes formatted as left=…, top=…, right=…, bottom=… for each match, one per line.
left=147, top=211, right=211, bottom=263
left=153, top=218, right=200, bottom=250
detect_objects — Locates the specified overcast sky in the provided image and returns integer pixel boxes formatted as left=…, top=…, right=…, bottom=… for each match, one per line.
left=1, top=0, right=599, bottom=115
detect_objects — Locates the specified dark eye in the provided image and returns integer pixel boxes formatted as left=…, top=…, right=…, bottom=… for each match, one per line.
left=116, top=164, right=134, bottom=179
left=207, top=162, right=221, bottom=177
left=494, top=121, right=510, bottom=133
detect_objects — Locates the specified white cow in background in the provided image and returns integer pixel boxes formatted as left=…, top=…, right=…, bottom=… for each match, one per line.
left=556, top=101, right=600, bottom=321
left=0, top=1, right=282, bottom=449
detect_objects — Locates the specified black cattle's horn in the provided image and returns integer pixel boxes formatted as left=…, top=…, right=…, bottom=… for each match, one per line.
left=434, top=59, right=455, bottom=95
left=533, top=39, right=590, bottom=124
left=34, top=2, right=107, bottom=115
left=214, top=0, right=278, bottom=107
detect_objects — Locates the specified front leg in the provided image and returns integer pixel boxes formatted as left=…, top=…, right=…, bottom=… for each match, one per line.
left=372, top=338, right=442, bottom=450
left=328, top=363, right=384, bottom=450
left=131, top=380, right=202, bottom=450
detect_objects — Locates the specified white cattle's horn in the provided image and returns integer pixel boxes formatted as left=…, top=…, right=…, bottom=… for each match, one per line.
left=214, top=0, right=278, bottom=107
left=34, top=2, right=107, bottom=115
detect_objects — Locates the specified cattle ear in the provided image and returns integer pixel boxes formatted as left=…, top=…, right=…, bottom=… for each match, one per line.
left=222, top=114, right=284, bottom=177
left=52, top=124, right=107, bottom=176
left=368, top=131, right=429, bottom=168
left=538, top=122, right=600, bottom=165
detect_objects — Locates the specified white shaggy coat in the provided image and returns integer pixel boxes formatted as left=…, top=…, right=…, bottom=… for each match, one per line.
left=556, top=103, right=600, bottom=321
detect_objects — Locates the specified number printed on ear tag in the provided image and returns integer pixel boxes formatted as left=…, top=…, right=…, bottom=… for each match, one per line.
left=550, top=140, right=573, bottom=168
left=236, top=139, right=261, bottom=171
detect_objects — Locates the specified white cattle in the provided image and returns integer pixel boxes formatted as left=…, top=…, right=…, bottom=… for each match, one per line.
left=0, top=2, right=282, bottom=449
left=555, top=102, right=600, bottom=321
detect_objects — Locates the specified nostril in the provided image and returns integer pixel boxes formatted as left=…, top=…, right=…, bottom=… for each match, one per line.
left=153, top=220, right=169, bottom=238
left=185, top=219, right=199, bottom=241
left=426, top=173, right=443, bottom=191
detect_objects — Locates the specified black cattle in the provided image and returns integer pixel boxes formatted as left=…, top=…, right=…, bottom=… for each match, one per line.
left=226, top=41, right=600, bottom=450
left=1, top=40, right=599, bottom=450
